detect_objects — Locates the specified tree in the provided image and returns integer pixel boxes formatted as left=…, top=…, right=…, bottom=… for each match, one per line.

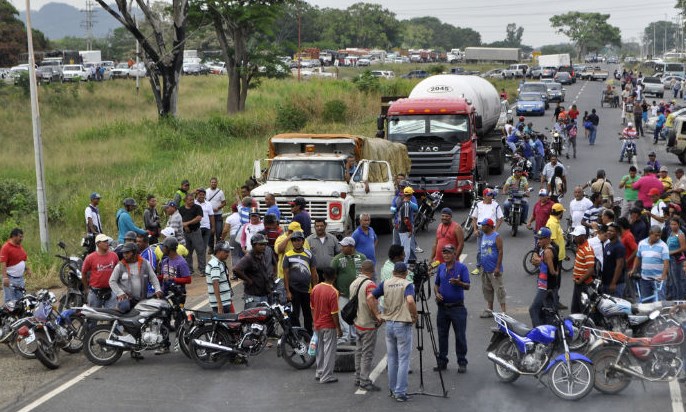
left=549, top=12, right=621, bottom=59
left=504, top=23, right=524, bottom=47
left=0, top=0, right=49, bottom=66
left=539, top=43, right=577, bottom=56
left=95, top=0, right=189, bottom=118
left=642, top=21, right=679, bottom=56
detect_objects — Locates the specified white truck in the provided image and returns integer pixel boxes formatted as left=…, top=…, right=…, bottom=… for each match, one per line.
left=250, top=134, right=411, bottom=235
left=464, top=47, right=519, bottom=63
left=537, top=54, right=571, bottom=68
left=79, top=50, right=102, bottom=64
left=447, top=49, right=464, bottom=63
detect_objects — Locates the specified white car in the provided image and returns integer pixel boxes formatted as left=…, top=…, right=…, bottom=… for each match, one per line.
left=109, top=63, right=130, bottom=79
left=370, top=70, right=395, bottom=79
left=61, top=64, right=89, bottom=82
left=207, top=61, right=226, bottom=75
left=128, top=63, right=147, bottom=78
left=662, top=75, right=684, bottom=89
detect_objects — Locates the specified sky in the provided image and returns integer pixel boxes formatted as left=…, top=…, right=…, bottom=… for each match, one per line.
left=11, top=0, right=681, bottom=47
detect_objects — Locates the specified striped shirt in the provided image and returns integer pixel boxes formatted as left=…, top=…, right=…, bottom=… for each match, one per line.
left=205, top=255, right=232, bottom=309
left=636, top=239, right=669, bottom=280
left=572, top=241, right=595, bottom=285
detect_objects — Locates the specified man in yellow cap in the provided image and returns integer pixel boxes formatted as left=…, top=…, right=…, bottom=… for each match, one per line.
left=275, top=221, right=310, bottom=303
left=545, top=203, right=566, bottom=309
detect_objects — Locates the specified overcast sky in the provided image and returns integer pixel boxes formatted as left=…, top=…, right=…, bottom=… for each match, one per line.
left=12, top=0, right=681, bottom=46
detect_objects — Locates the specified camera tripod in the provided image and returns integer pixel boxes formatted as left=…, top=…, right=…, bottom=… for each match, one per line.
left=408, top=273, right=448, bottom=398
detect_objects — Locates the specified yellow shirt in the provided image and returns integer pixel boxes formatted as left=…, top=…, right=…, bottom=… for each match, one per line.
left=545, top=215, right=565, bottom=261
left=666, top=114, right=675, bottom=128
left=274, top=233, right=310, bottom=279
left=154, top=244, right=189, bottom=262
left=660, top=176, right=673, bottom=192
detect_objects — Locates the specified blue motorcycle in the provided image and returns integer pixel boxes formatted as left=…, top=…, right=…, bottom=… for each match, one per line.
left=486, top=307, right=595, bottom=401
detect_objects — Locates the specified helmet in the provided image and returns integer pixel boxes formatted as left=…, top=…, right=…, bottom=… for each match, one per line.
left=627, top=122, right=633, bottom=127
left=518, top=116, right=525, bottom=121
left=251, top=233, right=268, bottom=245
left=214, top=241, right=233, bottom=253
left=124, top=231, right=137, bottom=241
left=291, top=231, right=305, bottom=240
left=162, top=237, right=178, bottom=250
left=123, top=198, right=137, bottom=207
left=513, top=167, right=523, bottom=173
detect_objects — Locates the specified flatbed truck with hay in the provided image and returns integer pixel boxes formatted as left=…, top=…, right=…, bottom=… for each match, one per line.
left=250, top=133, right=411, bottom=235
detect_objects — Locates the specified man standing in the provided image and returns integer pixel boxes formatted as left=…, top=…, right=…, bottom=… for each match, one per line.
left=630, top=226, right=670, bottom=302
left=470, top=188, right=504, bottom=275
left=311, top=267, right=342, bottom=384
left=206, top=177, right=226, bottom=251
left=654, top=109, right=666, bottom=144
left=601, top=223, right=627, bottom=297
left=85, top=192, right=103, bottom=235
left=633, top=167, right=664, bottom=210
left=1, top=229, right=31, bottom=304
left=331, top=237, right=366, bottom=344
left=283, top=231, right=318, bottom=335
left=588, top=169, right=614, bottom=209
left=540, top=155, right=567, bottom=188
left=671, top=168, right=686, bottom=216
left=275, top=222, right=310, bottom=303
left=570, top=226, right=595, bottom=314
left=163, top=201, right=185, bottom=245
left=352, top=213, right=378, bottom=264
left=618, top=217, right=638, bottom=297
left=158, top=237, right=192, bottom=294
left=527, top=189, right=554, bottom=232
left=205, top=241, right=234, bottom=314
left=173, top=179, right=190, bottom=207
left=143, top=195, right=161, bottom=245
left=109, top=243, right=162, bottom=313
left=370, top=262, right=417, bottom=402
left=116, top=198, right=147, bottom=244
left=431, top=208, right=464, bottom=263
left=648, top=188, right=666, bottom=229
left=234, top=234, right=277, bottom=308
left=350, top=260, right=382, bottom=391
left=587, top=108, right=599, bottom=145
left=290, top=197, right=312, bottom=237
left=581, top=193, right=604, bottom=232
left=307, top=218, right=340, bottom=274
left=260, top=214, right=283, bottom=250
left=568, top=187, right=592, bottom=229
left=136, top=234, right=158, bottom=278
left=478, top=219, right=505, bottom=318
left=396, top=187, right=416, bottom=263
left=179, top=193, right=204, bottom=274
left=264, top=193, right=281, bottom=221
left=195, top=189, right=215, bottom=259
left=618, top=166, right=640, bottom=218
left=434, top=245, right=471, bottom=373
left=546, top=204, right=566, bottom=308
left=529, top=228, right=559, bottom=326
left=240, top=209, right=264, bottom=254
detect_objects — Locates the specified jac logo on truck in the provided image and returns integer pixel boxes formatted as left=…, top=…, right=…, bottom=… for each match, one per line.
left=418, top=146, right=439, bottom=152
left=427, top=85, right=453, bottom=93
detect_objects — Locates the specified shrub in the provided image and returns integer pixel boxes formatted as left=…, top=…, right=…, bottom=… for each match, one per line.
left=0, top=179, right=37, bottom=218
left=322, top=99, right=348, bottom=123
left=428, top=64, right=446, bottom=75
left=352, top=70, right=381, bottom=94
left=0, top=216, right=21, bottom=242
left=276, top=103, right=308, bottom=132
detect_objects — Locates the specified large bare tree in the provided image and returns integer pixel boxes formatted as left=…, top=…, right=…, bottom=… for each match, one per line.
left=96, top=0, right=189, bottom=118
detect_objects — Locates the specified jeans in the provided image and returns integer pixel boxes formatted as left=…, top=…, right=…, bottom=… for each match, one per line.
left=634, top=115, right=644, bottom=136
left=338, top=296, right=356, bottom=342
left=589, top=124, right=597, bottom=145
left=654, top=125, right=663, bottom=143
left=398, top=232, right=412, bottom=264
left=669, top=258, right=686, bottom=300
left=436, top=305, right=468, bottom=367
left=244, top=294, right=269, bottom=309
left=476, top=231, right=483, bottom=268
left=503, top=199, right=528, bottom=223
left=507, top=141, right=517, bottom=153
left=209, top=214, right=224, bottom=251
left=87, top=289, right=117, bottom=309
left=200, top=228, right=211, bottom=257
left=529, top=288, right=557, bottom=327
left=291, top=290, right=313, bottom=335
left=385, top=321, right=413, bottom=397
left=567, top=137, right=576, bottom=157
left=3, top=276, right=25, bottom=304
left=639, top=278, right=666, bottom=302
left=184, top=229, right=205, bottom=273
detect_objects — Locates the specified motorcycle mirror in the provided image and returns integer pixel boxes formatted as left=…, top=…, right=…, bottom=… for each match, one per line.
left=649, top=310, right=660, bottom=320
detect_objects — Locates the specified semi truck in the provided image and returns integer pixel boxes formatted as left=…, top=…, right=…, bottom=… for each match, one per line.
left=376, top=75, right=505, bottom=203
left=464, top=47, right=519, bottom=63
left=537, top=54, right=571, bottom=68
left=250, top=134, right=411, bottom=235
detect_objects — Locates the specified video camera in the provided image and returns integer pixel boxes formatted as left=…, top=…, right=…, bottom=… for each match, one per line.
left=408, top=259, right=431, bottom=289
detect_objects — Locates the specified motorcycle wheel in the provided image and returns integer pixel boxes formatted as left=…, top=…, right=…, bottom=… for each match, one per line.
left=492, top=338, right=520, bottom=383
left=462, top=215, right=474, bottom=241
left=523, top=250, right=539, bottom=275
left=561, top=255, right=574, bottom=272
left=510, top=211, right=519, bottom=236
left=189, top=325, right=233, bottom=370
left=9, top=334, right=37, bottom=359
left=548, top=359, right=594, bottom=401
left=176, top=322, right=192, bottom=359
left=589, top=346, right=632, bottom=394
left=627, top=151, right=633, bottom=163
left=280, top=328, right=315, bottom=370
left=414, top=213, right=427, bottom=233
left=62, top=317, right=85, bottom=354
left=34, top=331, right=60, bottom=370
left=84, top=324, right=122, bottom=366
left=58, top=261, right=75, bottom=288
left=57, top=290, right=84, bottom=313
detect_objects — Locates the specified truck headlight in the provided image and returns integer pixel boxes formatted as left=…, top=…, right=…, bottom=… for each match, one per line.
left=329, top=202, right=342, bottom=220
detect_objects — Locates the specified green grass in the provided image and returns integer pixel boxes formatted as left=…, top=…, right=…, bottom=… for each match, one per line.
left=0, top=71, right=515, bottom=288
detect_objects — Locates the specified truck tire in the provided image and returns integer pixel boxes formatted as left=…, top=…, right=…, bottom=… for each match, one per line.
left=477, top=157, right=489, bottom=182
left=334, top=345, right=356, bottom=372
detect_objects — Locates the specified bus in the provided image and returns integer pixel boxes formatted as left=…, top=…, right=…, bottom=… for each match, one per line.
left=657, top=61, right=685, bottom=78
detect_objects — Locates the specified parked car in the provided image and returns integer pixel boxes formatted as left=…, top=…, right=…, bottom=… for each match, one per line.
left=518, top=82, right=549, bottom=109
left=62, top=64, right=90, bottom=82
left=641, top=76, right=664, bottom=97
left=502, top=64, right=529, bottom=78
left=370, top=70, right=394, bottom=79
left=207, top=61, right=226, bottom=75
left=556, top=66, right=576, bottom=83
left=357, top=58, right=371, bottom=67
left=109, top=63, right=130, bottom=79
left=662, top=75, right=685, bottom=89
left=545, top=82, right=566, bottom=102
left=481, top=68, right=504, bottom=78
left=540, top=66, right=556, bottom=78
left=402, top=70, right=429, bottom=79
left=516, top=92, right=546, bottom=116
left=607, top=56, right=619, bottom=64
left=36, top=66, right=62, bottom=83
left=183, top=63, right=210, bottom=75
left=553, top=71, right=573, bottom=85
left=527, top=66, right=542, bottom=78
left=128, top=63, right=147, bottom=78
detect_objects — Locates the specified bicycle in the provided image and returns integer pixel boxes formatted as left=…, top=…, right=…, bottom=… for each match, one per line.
left=629, top=274, right=665, bottom=303
left=522, top=233, right=574, bottom=275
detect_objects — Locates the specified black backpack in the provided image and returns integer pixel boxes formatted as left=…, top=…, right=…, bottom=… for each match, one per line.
left=341, top=279, right=370, bottom=325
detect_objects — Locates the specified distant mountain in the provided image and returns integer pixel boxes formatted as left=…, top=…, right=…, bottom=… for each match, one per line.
left=19, top=2, right=123, bottom=40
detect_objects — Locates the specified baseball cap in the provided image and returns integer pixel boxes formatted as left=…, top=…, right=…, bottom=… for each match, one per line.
left=162, top=237, right=178, bottom=250
left=403, top=186, right=414, bottom=195
left=287, top=221, right=302, bottom=231
left=291, top=231, right=305, bottom=240
left=648, top=151, right=656, bottom=157
left=442, top=244, right=456, bottom=253
left=90, top=192, right=101, bottom=200
left=124, top=231, right=137, bottom=240
left=289, top=197, right=306, bottom=207
left=123, top=198, right=137, bottom=207
left=339, top=237, right=356, bottom=247
left=537, top=227, right=552, bottom=238
left=648, top=188, right=662, bottom=196
left=160, top=227, right=175, bottom=238
left=393, top=262, right=408, bottom=273
left=440, top=207, right=453, bottom=216
left=121, top=242, right=138, bottom=253
left=571, top=226, right=587, bottom=237
left=660, top=166, right=668, bottom=172
left=483, top=188, right=495, bottom=197
left=480, top=218, right=495, bottom=227
left=95, top=234, right=111, bottom=243
left=538, top=189, right=548, bottom=196
left=163, top=200, right=178, bottom=209
left=181, top=179, right=190, bottom=185
left=552, top=203, right=565, bottom=213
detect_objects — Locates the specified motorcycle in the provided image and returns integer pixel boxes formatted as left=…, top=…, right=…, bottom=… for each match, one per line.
left=414, top=190, right=444, bottom=232
left=586, top=310, right=684, bottom=394
left=55, top=240, right=85, bottom=311
left=486, top=307, right=595, bottom=401
left=79, top=283, right=191, bottom=365
left=0, top=287, right=39, bottom=358
left=462, top=182, right=497, bottom=241
left=13, top=290, right=85, bottom=369
left=618, top=132, right=637, bottom=163
left=505, top=188, right=532, bottom=237
left=508, top=152, right=533, bottom=178
left=188, top=287, right=315, bottom=370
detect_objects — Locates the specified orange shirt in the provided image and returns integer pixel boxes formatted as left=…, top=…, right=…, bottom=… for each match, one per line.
left=310, top=282, right=339, bottom=330
left=573, top=241, right=595, bottom=285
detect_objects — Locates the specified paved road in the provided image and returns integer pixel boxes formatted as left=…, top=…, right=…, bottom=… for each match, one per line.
left=3, top=67, right=684, bottom=412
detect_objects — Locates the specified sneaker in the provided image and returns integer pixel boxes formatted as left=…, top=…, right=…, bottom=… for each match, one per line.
left=415, top=247, right=424, bottom=253
left=360, top=383, right=382, bottom=392
left=479, top=310, right=492, bottom=318
left=320, top=378, right=338, bottom=384
left=458, top=364, right=467, bottom=374
left=470, top=268, right=481, bottom=276
left=395, top=394, right=410, bottom=402
left=558, top=303, right=568, bottom=310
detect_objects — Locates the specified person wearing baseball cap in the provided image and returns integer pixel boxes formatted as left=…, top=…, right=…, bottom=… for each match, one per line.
left=85, top=192, right=102, bottom=235
left=331, top=236, right=366, bottom=344
left=116, top=198, right=147, bottom=244
left=633, top=164, right=664, bottom=209
left=289, top=197, right=312, bottom=237
left=162, top=201, right=186, bottom=247
left=478, top=217, right=505, bottom=319
left=648, top=187, right=666, bottom=229
left=527, top=188, right=553, bottom=232
left=546, top=204, right=566, bottom=309
left=469, top=187, right=504, bottom=275
left=659, top=166, right=673, bottom=194
left=431, top=207, right=464, bottom=263
left=274, top=220, right=311, bottom=303
left=528, top=226, right=559, bottom=326
left=570, top=225, right=595, bottom=313
left=81, top=232, right=119, bottom=310
left=173, top=179, right=190, bottom=208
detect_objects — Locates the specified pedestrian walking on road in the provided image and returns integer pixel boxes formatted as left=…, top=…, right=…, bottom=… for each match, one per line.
left=477, top=219, right=505, bottom=318
left=587, top=109, right=599, bottom=145
left=311, top=267, right=343, bottom=384
left=350, top=260, right=382, bottom=391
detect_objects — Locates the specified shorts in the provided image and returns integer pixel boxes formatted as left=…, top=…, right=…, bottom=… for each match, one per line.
left=482, top=271, right=507, bottom=304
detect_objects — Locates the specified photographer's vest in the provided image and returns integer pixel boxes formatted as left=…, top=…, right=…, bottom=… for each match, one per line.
left=380, top=276, right=413, bottom=323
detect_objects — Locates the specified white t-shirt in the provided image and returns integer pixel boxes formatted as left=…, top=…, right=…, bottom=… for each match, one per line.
left=241, top=223, right=265, bottom=251
left=84, top=205, right=102, bottom=233
left=541, top=161, right=566, bottom=182
left=196, top=200, right=214, bottom=230
left=651, top=200, right=665, bottom=229
left=569, top=197, right=593, bottom=227
left=588, top=235, right=608, bottom=270
left=225, top=212, right=242, bottom=237
left=470, top=201, right=504, bottom=224
left=206, top=188, right=225, bottom=214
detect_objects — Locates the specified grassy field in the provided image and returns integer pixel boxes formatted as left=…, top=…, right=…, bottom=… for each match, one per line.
left=0, top=70, right=519, bottom=288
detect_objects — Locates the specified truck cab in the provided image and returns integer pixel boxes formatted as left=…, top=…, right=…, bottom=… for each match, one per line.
left=666, top=115, right=686, bottom=165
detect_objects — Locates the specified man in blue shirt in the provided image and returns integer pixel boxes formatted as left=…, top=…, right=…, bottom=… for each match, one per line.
left=532, top=133, right=545, bottom=180
left=116, top=198, right=147, bottom=244
left=478, top=219, right=505, bottom=318
left=655, top=110, right=666, bottom=144
left=433, top=244, right=470, bottom=373
left=629, top=225, right=669, bottom=302
left=265, top=193, right=281, bottom=221
left=352, top=213, right=378, bottom=264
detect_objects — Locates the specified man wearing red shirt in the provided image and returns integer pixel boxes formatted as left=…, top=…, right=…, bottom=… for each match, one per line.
left=618, top=217, right=638, bottom=273
left=81, top=233, right=119, bottom=309
left=526, top=189, right=554, bottom=231
left=1, top=228, right=31, bottom=304
left=632, top=167, right=665, bottom=209
left=310, top=267, right=343, bottom=384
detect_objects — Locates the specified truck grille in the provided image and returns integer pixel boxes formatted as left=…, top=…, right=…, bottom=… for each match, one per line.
left=257, top=199, right=329, bottom=223
left=408, top=152, right=460, bottom=177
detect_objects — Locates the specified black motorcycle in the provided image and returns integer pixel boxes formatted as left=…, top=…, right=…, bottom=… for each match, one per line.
left=414, top=191, right=444, bottom=232
left=55, top=240, right=85, bottom=311
left=0, top=287, right=38, bottom=359
left=505, top=188, right=532, bottom=236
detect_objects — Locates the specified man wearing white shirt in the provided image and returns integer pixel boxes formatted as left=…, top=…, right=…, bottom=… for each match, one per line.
left=588, top=224, right=609, bottom=271
left=195, top=189, right=215, bottom=258
left=206, top=177, right=226, bottom=251
left=569, top=186, right=593, bottom=227
left=470, top=188, right=504, bottom=275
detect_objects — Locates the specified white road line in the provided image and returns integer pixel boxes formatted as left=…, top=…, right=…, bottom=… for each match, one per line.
left=17, top=366, right=103, bottom=412
left=459, top=253, right=467, bottom=262
left=191, top=298, right=209, bottom=310
left=670, top=380, right=684, bottom=412
left=355, top=354, right=388, bottom=395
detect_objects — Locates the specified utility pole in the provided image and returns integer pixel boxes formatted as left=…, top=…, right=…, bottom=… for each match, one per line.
left=81, top=0, right=97, bottom=51
left=653, top=23, right=656, bottom=57
left=24, top=0, right=49, bottom=252
left=135, top=14, right=140, bottom=95
left=297, top=12, right=301, bottom=82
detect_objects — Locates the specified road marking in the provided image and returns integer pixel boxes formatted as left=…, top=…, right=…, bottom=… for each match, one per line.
left=670, top=380, right=684, bottom=412
left=459, top=253, right=467, bottom=262
left=16, top=365, right=103, bottom=412
left=355, top=354, right=388, bottom=395
left=191, top=299, right=209, bottom=310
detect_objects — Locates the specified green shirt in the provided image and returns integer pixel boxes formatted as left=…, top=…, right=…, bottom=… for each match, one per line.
left=331, top=251, right=366, bottom=298
left=621, top=174, right=639, bottom=201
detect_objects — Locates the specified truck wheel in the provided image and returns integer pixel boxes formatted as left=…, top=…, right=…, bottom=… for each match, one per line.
left=477, top=157, right=489, bottom=182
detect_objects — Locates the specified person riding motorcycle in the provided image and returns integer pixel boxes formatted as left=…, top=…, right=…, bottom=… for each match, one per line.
left=619, top=122, right=638, bottom=162
left=506, top=123, right=525, bottom=154
left=502, top=167, right=530, bottom=223
left=516, top=115, right=526, bottom=130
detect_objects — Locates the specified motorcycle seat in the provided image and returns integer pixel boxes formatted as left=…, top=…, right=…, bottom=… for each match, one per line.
left=213, top=313, right=240, bottom=321
left=625, top=337, right=652, bottom=347
left=505, top=319, right=533, bottom=337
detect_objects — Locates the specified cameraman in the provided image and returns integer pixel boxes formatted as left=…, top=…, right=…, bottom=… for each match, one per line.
left=433, top=245, right=470, bottom=374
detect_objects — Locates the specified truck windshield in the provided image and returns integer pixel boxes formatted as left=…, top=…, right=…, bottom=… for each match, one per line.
left=268, top=160, right=344, bottom=181
left=387, top=115, right=470, bottom=144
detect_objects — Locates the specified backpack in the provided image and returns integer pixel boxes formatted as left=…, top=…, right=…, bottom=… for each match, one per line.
left=341, top=279, right=370, bottom=325
left=568, top=125, right=577, bottom=139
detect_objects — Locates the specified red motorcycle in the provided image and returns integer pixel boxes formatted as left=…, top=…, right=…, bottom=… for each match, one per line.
left=586, top=311, right=684, bottom=394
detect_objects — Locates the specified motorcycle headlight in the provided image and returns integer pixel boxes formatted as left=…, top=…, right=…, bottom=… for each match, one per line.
left=580, top=292, right=589, bottom=308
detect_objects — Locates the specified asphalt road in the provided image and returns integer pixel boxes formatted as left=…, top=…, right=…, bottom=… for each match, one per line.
left=2, top=66, right=684, bottom=412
